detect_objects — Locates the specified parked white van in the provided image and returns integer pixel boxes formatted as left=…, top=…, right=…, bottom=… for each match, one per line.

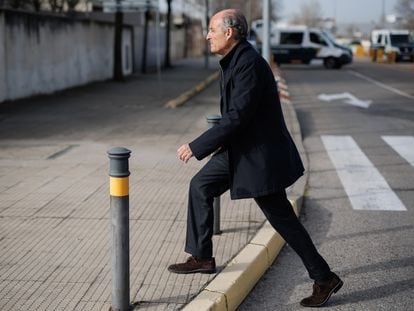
left=371, top=29, right=414, bottom=62
left=251, top=22, right=353, bottom=69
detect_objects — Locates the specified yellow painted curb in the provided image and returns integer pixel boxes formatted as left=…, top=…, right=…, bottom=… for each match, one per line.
left=182, top=290, right=226, bottom=311
left=165, top=72, right=219, bottom=108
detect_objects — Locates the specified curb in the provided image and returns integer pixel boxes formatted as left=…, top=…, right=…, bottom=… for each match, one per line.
left=165, top=72, right=220, bottom=108
left=182, top=68, right=309, bottom=311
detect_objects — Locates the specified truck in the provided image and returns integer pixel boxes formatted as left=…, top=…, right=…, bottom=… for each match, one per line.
left=371, top=29, right=414, bottom=62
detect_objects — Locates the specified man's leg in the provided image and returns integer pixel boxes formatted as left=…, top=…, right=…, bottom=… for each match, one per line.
left=254, top=190, right=343, bottom=307
left=185, top=151, right=230, bottom=258
left=254, top=190, right=332, bottom=281
left=168, top=151, right=229, bottom=274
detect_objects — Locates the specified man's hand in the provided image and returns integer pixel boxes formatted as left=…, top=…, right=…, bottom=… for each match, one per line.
left=177, top=144, right=193, bottom=163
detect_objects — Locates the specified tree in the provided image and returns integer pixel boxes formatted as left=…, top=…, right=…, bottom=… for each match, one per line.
left=290, top=0, right=322, bottom=27
left=49, top=0, right=64, bottom=12
left=66, top=0, right=79, bottom=11
left=113, top=0, right=124, bottom=80
left=32, top=0, right=42, bottom=11
left=395, top=0, right=414, bottom=30
left=271, top=0, right=282, bottom=23
left=165, top=0, right=172, bottom=68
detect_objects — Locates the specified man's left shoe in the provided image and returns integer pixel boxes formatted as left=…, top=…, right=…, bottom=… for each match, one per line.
left=300, top=273, right=343, bottom=308
left=168, top=256, right=216, bottom=274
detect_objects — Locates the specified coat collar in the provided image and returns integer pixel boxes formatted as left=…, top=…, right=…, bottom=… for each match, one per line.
left=219, top=39, right=250, bottom=70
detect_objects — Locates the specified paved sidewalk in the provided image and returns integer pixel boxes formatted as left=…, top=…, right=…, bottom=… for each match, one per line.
left=0, top=57, right=305, bottom=310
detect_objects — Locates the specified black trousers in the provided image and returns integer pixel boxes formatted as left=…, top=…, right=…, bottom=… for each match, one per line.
left=185, top=151, right=332, bottom=282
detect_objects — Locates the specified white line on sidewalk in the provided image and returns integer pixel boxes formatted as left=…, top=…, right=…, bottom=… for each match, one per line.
left=382, top=136, right=414, bottom=167
left=348, top=70, right=414, bottom=100
left=321, top=135, right=407, bottom=211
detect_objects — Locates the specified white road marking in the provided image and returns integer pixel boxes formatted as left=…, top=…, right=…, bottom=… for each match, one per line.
left=348, top=70, right=414, bottom=100
left=382, top=136, right=414, bottom=167
left=321, top=135, right=407, bottom=211
left=318, top=92, right=372, bottom=108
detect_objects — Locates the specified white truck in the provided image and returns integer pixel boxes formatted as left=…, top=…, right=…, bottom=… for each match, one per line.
left=250, top=21, right=352, bottom=69
left=371, top=29, right=414, bottom=62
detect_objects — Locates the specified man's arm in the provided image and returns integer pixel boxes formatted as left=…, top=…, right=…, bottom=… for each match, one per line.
left=189, top=57, right=264, bottom=160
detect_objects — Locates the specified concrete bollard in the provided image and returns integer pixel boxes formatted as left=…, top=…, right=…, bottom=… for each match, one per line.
left=376, top=49, right=384, bottom=64
left=206, top=115, right=222, bottom=235
left=355, top=46, right=365, bottom=58
left=387, top=51, right=396, bottom=63
left=108, top=147, right=131, bottom=311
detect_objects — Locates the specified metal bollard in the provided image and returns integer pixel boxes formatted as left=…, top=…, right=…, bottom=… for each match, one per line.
left=206, top=115, right=222, bottom=235
left=108, top=147, right=131, bottom=311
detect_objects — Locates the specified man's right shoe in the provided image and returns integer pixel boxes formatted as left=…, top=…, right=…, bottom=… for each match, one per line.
left=168, top=256, right=216, bottom=274
left=300, top=272, right=343, bottom=307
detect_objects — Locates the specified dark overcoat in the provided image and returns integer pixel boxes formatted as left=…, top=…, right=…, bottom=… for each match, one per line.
left=189, top=40, right=304, bottom=199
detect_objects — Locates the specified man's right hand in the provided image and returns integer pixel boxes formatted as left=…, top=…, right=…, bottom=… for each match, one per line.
left=177, top=144, right=193, bottom=163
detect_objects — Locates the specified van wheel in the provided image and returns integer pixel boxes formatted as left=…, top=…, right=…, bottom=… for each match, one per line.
left=324, top=57, right=339, bottom=69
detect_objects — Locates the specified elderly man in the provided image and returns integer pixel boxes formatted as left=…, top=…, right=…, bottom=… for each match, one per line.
left=168, top=9, right=343, bottom=308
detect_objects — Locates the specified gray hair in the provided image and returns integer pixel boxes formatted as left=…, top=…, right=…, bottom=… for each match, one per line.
left=221, top=10, right=248, bottom=40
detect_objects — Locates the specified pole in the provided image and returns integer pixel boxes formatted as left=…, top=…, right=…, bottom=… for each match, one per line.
left=262, top=0, right=271, bottom=64
left=142, top=0, right=150, bottom=73
left=165, top=0, right=172, bottom=68
left=204, top=0, right=210, bottom=69
left=114, top=0, right=124, bottom=81
left=206, top=115, right=222, bottom=235
left=108, top=147, right=131, bottom=311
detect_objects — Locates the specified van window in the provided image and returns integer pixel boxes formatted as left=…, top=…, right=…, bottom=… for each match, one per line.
left=390, top=34, right=411, bottom=45
left=310, top=32, right=328, bottom=46
left=377, top=34, right=382, bottom=44
left=280, top=32, right=303, bottom=44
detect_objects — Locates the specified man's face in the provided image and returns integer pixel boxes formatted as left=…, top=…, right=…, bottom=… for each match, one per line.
left=206, top=14, right=230, bottom=56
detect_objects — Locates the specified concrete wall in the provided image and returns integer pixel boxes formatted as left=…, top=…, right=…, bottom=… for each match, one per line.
left=0, top=10, right=132, bottom=103
left=0, top=10, right=204, bottom=103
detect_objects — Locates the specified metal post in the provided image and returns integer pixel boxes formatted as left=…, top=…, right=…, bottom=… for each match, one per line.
left=108, top=147, right=131, bottom=311
left=204, top=0, right=210, bottom=69
left=262, top=0, right=271, bottom=64
left=206, top=115, right=222, bottom=235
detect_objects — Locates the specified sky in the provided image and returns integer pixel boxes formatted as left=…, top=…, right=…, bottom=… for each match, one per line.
left=281, top=0, right=399, bottom=24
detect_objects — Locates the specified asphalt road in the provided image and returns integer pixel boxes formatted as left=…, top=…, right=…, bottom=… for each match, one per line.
left=238, top=59, right=414, bottom=310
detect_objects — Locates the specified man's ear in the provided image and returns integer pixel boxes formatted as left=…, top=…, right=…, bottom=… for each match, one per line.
left=225, top=27, right=234, bottom=40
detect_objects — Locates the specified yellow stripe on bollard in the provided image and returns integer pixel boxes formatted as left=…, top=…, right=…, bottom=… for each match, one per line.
left=110, top=177, right=129, bottom=197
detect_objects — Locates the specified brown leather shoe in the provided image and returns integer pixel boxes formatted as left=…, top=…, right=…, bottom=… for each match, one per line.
left=300, top=273, right=343, bottom=307
left=168, top=256, right=216, bottom=274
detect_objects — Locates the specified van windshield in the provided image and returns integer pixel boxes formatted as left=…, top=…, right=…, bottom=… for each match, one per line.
left=280, top=32, right=304, bottom=44
left=390, top=34, right=412, bottom=45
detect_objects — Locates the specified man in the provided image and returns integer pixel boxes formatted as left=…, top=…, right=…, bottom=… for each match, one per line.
left=168, top=9, right=343, bottom=308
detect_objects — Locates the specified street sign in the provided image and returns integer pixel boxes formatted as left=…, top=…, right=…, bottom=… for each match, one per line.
left=103, top=0, right=158, bottom=13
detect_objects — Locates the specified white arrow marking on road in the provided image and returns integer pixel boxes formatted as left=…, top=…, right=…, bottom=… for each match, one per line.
left=321, top=135, right=406, bottom=211
left=318, top=92, right=372, bottom=108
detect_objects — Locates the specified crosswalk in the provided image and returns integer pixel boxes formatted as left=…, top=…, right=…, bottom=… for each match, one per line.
left=382, top=136, right=414, bottom=167
left=321, top=135, right=413, bottom=211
